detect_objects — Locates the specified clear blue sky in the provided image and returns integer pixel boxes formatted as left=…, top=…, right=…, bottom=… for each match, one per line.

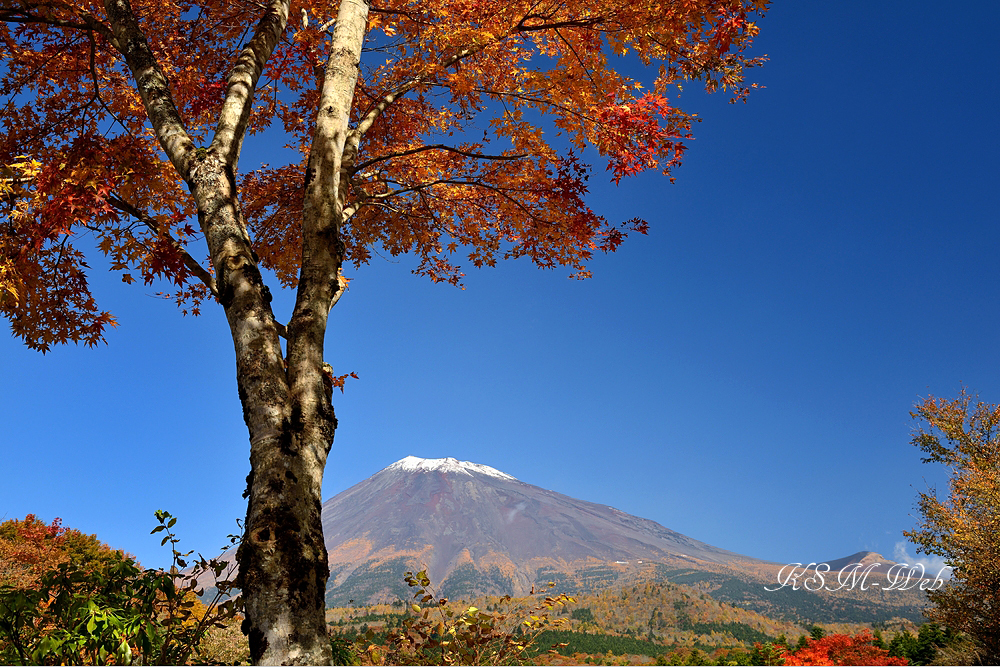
left=2, top=0, right=997, bottom=575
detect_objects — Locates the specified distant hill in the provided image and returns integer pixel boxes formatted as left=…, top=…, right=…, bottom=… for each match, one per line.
left=815, top=550, right=897, bottom=575
left=649, top=561, right=929, bottom=624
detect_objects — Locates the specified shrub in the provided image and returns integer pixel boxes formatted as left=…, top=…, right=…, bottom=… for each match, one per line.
left=357, top=570, right=574, bottom=665
left=0, top=511, right=243, bottom=665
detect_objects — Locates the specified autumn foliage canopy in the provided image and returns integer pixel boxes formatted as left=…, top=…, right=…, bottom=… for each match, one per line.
left=0, top=0, right=766, bottom=351
left=0, top=515, right=119, bottom=589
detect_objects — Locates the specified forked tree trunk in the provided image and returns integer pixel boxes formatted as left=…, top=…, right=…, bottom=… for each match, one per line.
left=233, top=0, right=370, bottom=661
left=104, top=0, right=369, bottom=659
left=191, top=162, right=335, bottom=665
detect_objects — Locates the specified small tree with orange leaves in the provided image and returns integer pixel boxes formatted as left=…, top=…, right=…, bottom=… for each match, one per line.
left=0, top=511, right=241, bottom=665
left=905, top=390, right=1000, bottom=664
left=0, top=515, right=121, bottom=590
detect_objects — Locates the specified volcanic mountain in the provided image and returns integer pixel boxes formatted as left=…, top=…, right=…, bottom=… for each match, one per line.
left=195, top=456, right=929, bottom=620
left=320, top=456, right=762, bottom=605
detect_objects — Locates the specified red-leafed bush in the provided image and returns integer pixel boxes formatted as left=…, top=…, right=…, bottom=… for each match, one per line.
left=778, top=631, right=909, bottom=666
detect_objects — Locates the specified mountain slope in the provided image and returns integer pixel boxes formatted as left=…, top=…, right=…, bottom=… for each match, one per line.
left=320, top=456, right=762, bottom=604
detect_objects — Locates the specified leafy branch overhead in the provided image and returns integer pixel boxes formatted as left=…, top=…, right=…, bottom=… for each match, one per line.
left=0, top=0, right=767, bottom=351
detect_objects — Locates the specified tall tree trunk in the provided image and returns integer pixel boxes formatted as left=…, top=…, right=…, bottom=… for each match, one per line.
left=199, top=174, right=332, bottom=666
left=236, top=0, right=369, bottom=661
left=185, top=153, right=335, bottom=665
left=104, top=0, right=367, bottom=659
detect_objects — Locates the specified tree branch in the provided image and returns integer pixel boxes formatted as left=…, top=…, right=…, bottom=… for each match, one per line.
left=302, top=0, right=369, bottom=237
left=553, top=26, right=598, bottom=88
left=0, top=3, right=117, bottom=46
left=343, top=44, right=488, bottom=168
left=515, top=14, right=604, bottom=32
left=105, top=194, right=220, bottom=299
left=86, top=29, right=129, bottom=132
left=102, top=0, right=194, bottom=178
left=472, top=86, right=598, bottom=123
left=288, top=0, right=368, bottom=384
left=361, top=176, right=566, bottom=228
left=351, top=144, right=528, bottom=174
left=211, top=0, right=290, bottom=169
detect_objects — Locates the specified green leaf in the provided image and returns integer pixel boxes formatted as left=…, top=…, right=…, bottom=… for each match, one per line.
left=116, top=639, right=132, bottom=665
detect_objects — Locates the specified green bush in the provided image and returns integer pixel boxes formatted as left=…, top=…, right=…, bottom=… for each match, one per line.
left=0, top=511, right=242, bottom=665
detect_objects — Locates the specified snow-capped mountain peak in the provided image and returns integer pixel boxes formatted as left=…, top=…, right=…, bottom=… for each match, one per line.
left=322, top=455, right=752, bottom=605
left=385, top=455, right=516, bottom=481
